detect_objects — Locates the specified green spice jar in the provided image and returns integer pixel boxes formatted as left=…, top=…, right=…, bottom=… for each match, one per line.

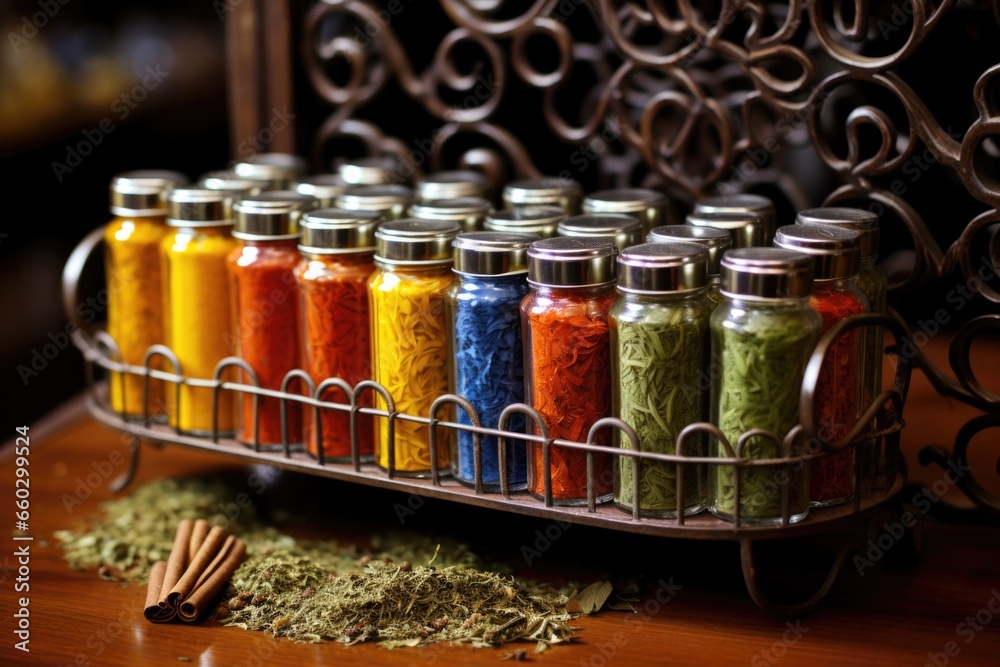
left=611, top=242, right=713, bottom=518
left=708, top=248, right=821, bottom=525
left=647, top=225, right=732, bottom=306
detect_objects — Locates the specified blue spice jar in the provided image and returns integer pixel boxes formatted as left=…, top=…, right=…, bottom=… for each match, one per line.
left=446, top=232, right=538, bottom=490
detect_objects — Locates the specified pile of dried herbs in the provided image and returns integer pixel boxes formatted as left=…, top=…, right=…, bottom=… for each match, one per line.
left=55, top=477, right=593, bottom=650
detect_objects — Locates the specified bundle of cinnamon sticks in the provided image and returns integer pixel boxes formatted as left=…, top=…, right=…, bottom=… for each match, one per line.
left=144, top=519, right=247, bottom=623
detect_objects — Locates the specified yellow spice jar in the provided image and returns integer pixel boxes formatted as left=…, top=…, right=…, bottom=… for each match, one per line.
left=162, top=188, right=239, bottom=435
left=104, top=170, right=187, bottom=420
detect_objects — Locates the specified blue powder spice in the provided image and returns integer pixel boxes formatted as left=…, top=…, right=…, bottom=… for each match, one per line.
left=452, top=275, right=529, bottom=487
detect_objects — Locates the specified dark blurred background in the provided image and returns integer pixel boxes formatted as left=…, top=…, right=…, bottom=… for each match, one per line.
left=2, top=0, right=997, bottom=429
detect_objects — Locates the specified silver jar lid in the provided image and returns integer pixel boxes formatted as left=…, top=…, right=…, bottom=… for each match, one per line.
left=338, top=184, right=415, bottom=220
left=527, top=237, right=616, bottom=287
left=200, top=171, right=271, bottom=197
left=338, top=156, right=403, bottom=185
left=773, top=224, right=861, bottom=280
left=166, top=188, right=235, bottom=227
left=294, top=174, right=349, bottom=208
left=410, top=197, right=492, bottom=233
left=484, top=206, right=565, bottom=238
left=233, top=191, right=318, bottom=240
left=416, top=170, right=489, bottom=201
left=452, top=231, right=538, bottom=276
left=299, top=208, right=382, bottom=254
left=796, top=207, right=879, bottom=259
left=646, top=225, right=732, bottom=275
left=234, top=153, right=307, bottom=187
left=557, top=214, right=643, bottom=251
left=375, top=219, right=461, bottom=265
left=583, top=188, right=670, bottom=232
left=692, top=194, right=776, bottom=245
left=110, top=170, right=188, bottom=216
left=687, top=210, right=766, bottom=249
left=503, top=177, right=583, bottom=214
left=617, top=242, right=708, bottom=293
left=720, top=248, right=814, bottom=299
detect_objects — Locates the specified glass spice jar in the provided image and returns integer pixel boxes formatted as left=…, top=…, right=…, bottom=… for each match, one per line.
left=557, top=214, right=643, bottom=251
left=338, top=184, right=415, bottom=220
left=687, top=210, right=766, bottom=250
left=293, top=174, right=349, bottom=208
left=338, top=156, right=404, bottom=185
left=583, top=188, right=671, bottom=237
left=522, top=237, right=617, bottom=506
left=416, top=170, right=490, bottom=202
left=410, top=197, right=492, bottom=233
left=503, top=177, right=583, bottom=215
left=445, top=232, right=538, bottom=490
left=611, top=242, right=713, bottom=518
left=484, top=207, right=565, bottom=239
left=709, top=248, right=821, bottom=525
left=295, top=209, right=382, bottom=462
left=647, top=225, right=733, bottom=306
left=234, top=153, right=307, bottom=189
left=162, top=188, right=239, bottom=436
left=692, top=193, right=777, bottom=246
left=369, top=219, right=461, bottom=476
left=229, top=191, right=317, bottom=448
left=775, top=224, right=867, bottom=507
left=104, top=170, right=188, bottom=421
left=796, top=208, right=887, bottom=443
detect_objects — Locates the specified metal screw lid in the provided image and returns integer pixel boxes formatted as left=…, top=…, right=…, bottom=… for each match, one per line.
left=796, top=207, right=880, bottom=259
left=294, top=174, right=349, bottom=208
left=527, top=236, right=616, bottom=287
left=338, top=156, right=403, bottom=185
left=299, top=208, right=382, bottom=254
left=773, top=224, right=861, bottom=280
left=375, top=219, right=462, bottom=265
left=110, top=170, right=188, bottom=216
left=166, top=188, right=235, bottom=227
left=410, top=197, right=492, bottom=233
left=583, top=188, right=668, bottom=213
left=503, top=177, right=583, bottom=214
left=617, top=242, right=708, bottom=293
left=200, top=171, right=271, bottom=197
left=337, top=184, right=415, bottom=218
left=452, top=231, right=538, bottom=276
left=647, top=225, right=733, bottom=275
left=692, top=194, right=776, bottom=245
left=557, top=214, right=643, bottom=251
left=687, top=210, right=766, bottom=249
left=234, top=153, right=307, bottom=187
left=720, top=247, right=814, bottom=299
left=416, top=170, right=489, bottom=201
left=233, top=191, right=318, bottom=240
left=484, top=206, right=566, bottom=238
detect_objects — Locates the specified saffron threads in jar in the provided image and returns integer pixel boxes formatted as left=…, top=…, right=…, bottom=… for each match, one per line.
left=522, top=237, right=617, bottom=505
left=775, top=224, right=867, bottom=506
left=369, top=220, right=461, bottom=475
left=104, top=170, right=188, bottom=420
left=709, top=248, right=820, bottom=525
left=230, top=191, right=317, bottom=447
left=295, top=209, right=382, bottom=461
left=611, top=243, right=712, bottom=518
left=446, top=232, right=537, bottom=490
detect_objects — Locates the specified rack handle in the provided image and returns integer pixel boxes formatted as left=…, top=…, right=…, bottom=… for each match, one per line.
left=62, top=226, right=106, bottom=338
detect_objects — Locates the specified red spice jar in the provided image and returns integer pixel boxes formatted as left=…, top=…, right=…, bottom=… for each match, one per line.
left=521, top=237, right=617, bottom=505
left=229, top=191, right=317, bottom=448
left=295, top=209, right=381, bottom=461
left=774, top=224, right=867, bottom=506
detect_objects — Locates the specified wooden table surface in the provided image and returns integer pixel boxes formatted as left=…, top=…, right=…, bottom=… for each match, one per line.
left=1, top=337, right=998, bottom=667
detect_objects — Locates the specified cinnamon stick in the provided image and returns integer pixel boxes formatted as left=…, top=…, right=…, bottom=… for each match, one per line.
left=143, top=561, right=168, bottom=621
left=157, top=519, right=193, bottom=607
left=166, top=526, right=227, bottom=607
left=188, top=519, right=210, bottom=563
left=178, top=537, right=247, bottom=622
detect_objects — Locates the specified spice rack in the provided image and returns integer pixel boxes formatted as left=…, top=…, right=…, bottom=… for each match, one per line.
left=63, top=227, right=915, bottom=616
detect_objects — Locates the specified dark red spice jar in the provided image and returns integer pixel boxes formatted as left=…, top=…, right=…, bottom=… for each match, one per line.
left=774, top=224, right=867, bottom=506
left=229, top=191, right=317, bottom=448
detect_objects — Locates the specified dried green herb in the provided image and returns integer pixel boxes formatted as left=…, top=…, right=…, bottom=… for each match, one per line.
left=611, top=294, right=710, bottom=516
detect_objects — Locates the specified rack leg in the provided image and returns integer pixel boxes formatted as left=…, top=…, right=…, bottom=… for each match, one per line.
left=739, top=538, right=852, bottom=617
left=109, top=433, right=141, bottom=493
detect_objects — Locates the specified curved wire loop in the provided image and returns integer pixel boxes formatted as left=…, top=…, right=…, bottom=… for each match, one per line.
left=428, top=394, right=481, bottom=489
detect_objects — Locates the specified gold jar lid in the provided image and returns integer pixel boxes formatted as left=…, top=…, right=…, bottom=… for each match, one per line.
left=452, top=231, right=538, bottom=276
left=110, top=170, right=188, bottom=216
left=338, top=184, right=415, bottom=219
left=338, top=156, right=404, bottom=185
left=557, top=214, right=642, bottom=251
left=692, top=194, right=776, bottom=245
left=484, top=206, right=565, bottom=238
left=299, top=208, right=383, bottom=254
left=375, top=219, right=462, bottom=266
left=166, top=188, right=235, bottom=227
left=233, top=191, right=318, bottom=240
left=687, top=210, right=766, bottom=249
left=199, top=171, right=271, bottom=197
left=234, top=153, right=307, bottom=188
left=294, top=174, right=349, bottom=208
left=416, top=171, right=489, bottom=201
left=503, top=177, right=583, bottom=214
left=527, top=236, right=616, bottom=287
left=410, top=197, right=492, bottom=233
